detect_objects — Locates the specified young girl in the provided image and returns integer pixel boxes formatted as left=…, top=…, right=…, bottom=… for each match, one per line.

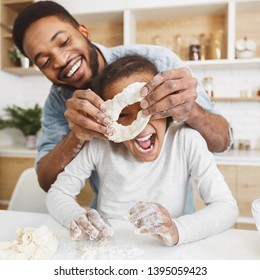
left=46, top=55, right=238, bottom=246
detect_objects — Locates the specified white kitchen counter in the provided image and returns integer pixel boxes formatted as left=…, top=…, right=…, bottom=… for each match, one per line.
left=215, top=149, right=260, bottom=166
left=0, top=145, right=37, bottom=158
left=0, top=210, right=259, bottom=260
left=1, top=145, right=260, bottom=165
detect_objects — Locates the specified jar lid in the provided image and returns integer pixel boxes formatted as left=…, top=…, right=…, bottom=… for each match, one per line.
left=236, top=38, right=256, bottom=51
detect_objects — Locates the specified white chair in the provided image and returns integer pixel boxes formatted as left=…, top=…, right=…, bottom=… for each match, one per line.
left=8, top=167, right=48, bottom=213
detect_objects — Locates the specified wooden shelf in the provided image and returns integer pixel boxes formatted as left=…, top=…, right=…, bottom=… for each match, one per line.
left=2, top=0, right=32, bottom=12
left=1, top=0, right=260, bottom=76
left=212, top=97, right=260, bottom=102
left=187, top=57, right=260, bottom=68
left=2, top=66, right=41, bottom=76
left=2, top=33, right=13, bottom=39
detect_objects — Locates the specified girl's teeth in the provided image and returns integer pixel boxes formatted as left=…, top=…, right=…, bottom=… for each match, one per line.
left=136, top=134, right=152, bottom=142
left=134, top=133, right=154, bottom=153
left=134, top=143, right=154, bottom=153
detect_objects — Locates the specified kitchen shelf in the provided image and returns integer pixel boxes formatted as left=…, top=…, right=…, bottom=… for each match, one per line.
left=2, top=33, right=12, bottom=39
left=126, top=1, right=228, bottom=60
left=2, top=0, right=32, bottom=12
left=74, top=11, right=124, bottom=48
left=1, top=0, right=260, bottom=77
left=1, top=0, right=34, bottom=74
left=2, top=66, right=40, bottom=76
left=187, top=57, right=260, bottom=69
left=212, top=97, right=260, bottom=102
left=235, top=0, right=260, bottom=58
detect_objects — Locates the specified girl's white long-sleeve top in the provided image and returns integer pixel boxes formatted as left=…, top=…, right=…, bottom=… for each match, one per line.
left=46, top=125, right=238, bottom=245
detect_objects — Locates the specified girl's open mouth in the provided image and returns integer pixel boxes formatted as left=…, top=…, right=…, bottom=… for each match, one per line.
left=133, top=133, right=155, bottom=154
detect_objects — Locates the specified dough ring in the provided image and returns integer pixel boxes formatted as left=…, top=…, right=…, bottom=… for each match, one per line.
left=105, top=82, right=150, bottom=143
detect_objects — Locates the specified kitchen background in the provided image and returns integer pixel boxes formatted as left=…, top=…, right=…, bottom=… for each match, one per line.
left=1, top=0, right=260, bottom=229
left=1, top=66, right=260, bottom=149
left=1, top=0, right=260, bottom=149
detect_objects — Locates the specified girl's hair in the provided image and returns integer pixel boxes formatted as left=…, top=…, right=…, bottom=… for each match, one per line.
left=92, top=54, right=158, bottom=99
left=92, top=54, right=173, bottom=127
left=13, top=1, right=79, bottom=56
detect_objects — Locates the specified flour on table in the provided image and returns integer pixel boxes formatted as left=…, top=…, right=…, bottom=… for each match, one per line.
left=54, top=239, right=144, bottom=260
left=0, top=225, right=58, bottom=260
left=79, top=240, right=144, bottom=260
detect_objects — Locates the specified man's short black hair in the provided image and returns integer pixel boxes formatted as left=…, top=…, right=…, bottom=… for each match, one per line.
left=13, top=0, right=79, bottom=56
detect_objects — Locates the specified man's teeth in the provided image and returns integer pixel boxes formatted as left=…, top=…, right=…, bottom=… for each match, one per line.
left=66, top=60, right=81, bottom=78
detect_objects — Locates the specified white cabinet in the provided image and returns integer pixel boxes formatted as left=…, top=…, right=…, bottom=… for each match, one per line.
left=124, top=0, right=260, bottom=69
left=195, top=151, right=260, bottom=230
left=1, top=0, right=260, bottom=74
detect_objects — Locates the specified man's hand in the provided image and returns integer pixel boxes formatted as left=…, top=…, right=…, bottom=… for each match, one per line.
left=140, top=67, right=230, bottom=152
left=70, top=209, right=114, bottom=241
left=140, top=67, right=198, bottom=122
left=65, top=89, right=114, bottom=141
left=128, top=202, right=179, bottom=246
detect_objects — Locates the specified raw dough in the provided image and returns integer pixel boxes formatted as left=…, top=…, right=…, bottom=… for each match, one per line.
left=105, top=82, right=150, bottom=143
left=0, top=225, right=58, bottom=260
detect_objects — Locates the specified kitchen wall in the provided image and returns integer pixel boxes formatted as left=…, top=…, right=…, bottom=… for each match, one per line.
left=194, top=67, right=260, bottom=150
left=0, top=71, right=51, bottom=146
left=0, top=66, right=260, bottom=149
left=0, top=72, right=50, bottom=112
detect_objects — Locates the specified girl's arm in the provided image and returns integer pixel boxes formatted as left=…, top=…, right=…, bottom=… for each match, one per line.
left=173, top=127, right=239, bottom=245
left=46, top=143, right=93, bottom=228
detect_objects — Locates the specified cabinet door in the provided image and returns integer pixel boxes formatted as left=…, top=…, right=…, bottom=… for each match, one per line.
left=237, top=165, right=260, bottom=217
left=129, top=3, right=228, bottom=61
left=76, top=180, right=94, bottom=207
left=217, top=165, right=236, bottom=196
left=74, top=13, right=124, bottom=47
left=194, top=164, right=236, bottom=210
left=1, top=1, right=35, bottom=73
left=236, top=1, right=260, bottom=59
left=0, top=156, right=94, bottom=208
left=0, top=156, right=34, bottom=201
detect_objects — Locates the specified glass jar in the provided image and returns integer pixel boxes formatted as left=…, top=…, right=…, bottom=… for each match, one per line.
left=189, top=35, right=200, bottom=61
left=174, top=34, right=182, bottom=57
left=199, top=33, right=207, bottom=60
left=202, top=77, right=214, bottom=98
left=210, top=30, right=223, bottom=60
left=153, top=35, right=161, bottom=46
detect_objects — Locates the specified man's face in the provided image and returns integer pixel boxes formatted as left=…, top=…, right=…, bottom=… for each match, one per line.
left=23, top=16, right=100, bottom=89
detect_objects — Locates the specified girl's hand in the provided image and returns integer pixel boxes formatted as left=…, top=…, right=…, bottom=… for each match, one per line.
left=128, top=201, right=179, bottom=246
left=69, top=209, right=113, bottom=241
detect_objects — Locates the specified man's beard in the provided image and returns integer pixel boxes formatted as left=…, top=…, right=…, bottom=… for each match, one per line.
left=81, top=37, right=99, bottom=89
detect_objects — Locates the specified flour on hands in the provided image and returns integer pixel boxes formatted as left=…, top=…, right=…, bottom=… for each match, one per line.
left=70, top=209, right=114, bottom=241
left=128, top=201, right=179, bottom=246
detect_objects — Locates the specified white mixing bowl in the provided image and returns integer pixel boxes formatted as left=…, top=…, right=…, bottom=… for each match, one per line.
left=251, top=198, right=260, bottom=234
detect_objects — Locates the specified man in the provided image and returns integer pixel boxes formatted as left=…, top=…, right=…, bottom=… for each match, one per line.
left=12, top=1, right=231, bottom=211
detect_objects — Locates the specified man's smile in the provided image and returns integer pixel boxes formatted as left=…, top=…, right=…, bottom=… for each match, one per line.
left=59, top=56, right=83, bottom=81
left=66, top=59, right=82, bottom=78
